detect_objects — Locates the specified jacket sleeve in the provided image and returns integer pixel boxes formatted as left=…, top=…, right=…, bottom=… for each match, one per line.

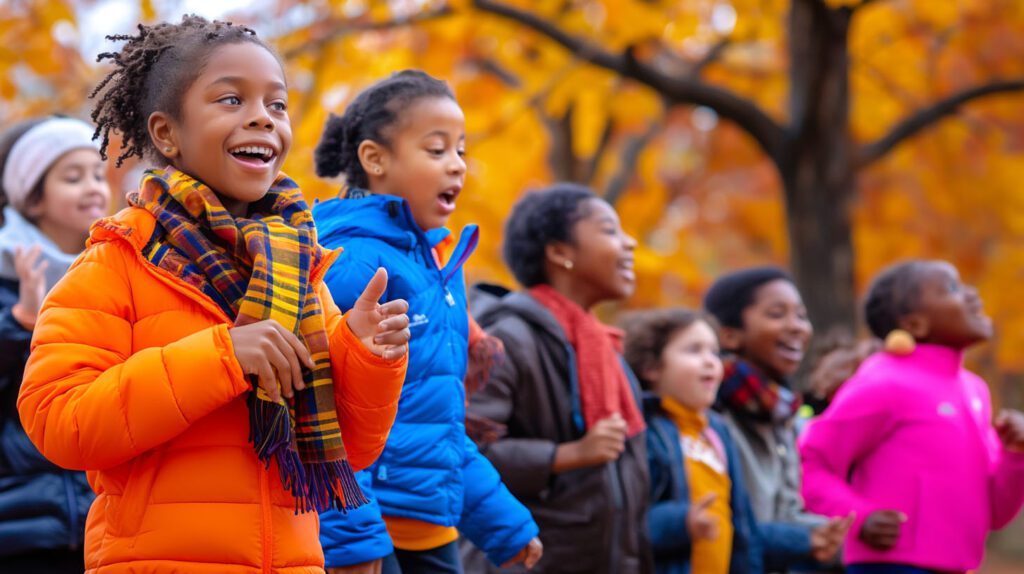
left=458, top=433, right=539, bottom=566
left=648, top=499, right=692, bottom=558
left=974, top=377, right=1024, bottom=529
left=320, top=282, right=406, bottom=472
left=17, top=242, right=250, bottom=471
left=760, top=521, right=813, bottom=571
left=0, top=279, right=31, bottom=387
left=798, top=375, right=895, bottom=528
left=319, top=470, right=394, bottom=567
left=468, top=319, right=559, bottom=499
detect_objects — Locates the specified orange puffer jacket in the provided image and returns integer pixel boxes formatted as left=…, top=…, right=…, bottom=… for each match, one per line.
left=17, top=208, right=407, bottom=574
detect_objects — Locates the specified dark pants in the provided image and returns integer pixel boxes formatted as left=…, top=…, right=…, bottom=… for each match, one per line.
left=847, top=565, right=962, bottom=574
left=4, top=548, right=85, bottom=574
left=381, top=541, right=463, bottom=574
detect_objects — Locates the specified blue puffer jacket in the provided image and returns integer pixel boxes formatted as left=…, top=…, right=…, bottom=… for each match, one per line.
left=312, top=194, right=538, bottom=567
left=0, top=276, right=94, bottom=557
left=644, top=395, right=764, bottom=574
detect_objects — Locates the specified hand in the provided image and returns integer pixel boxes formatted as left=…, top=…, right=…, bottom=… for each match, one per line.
left=810, top=513, right=853, bottom=562
left=502, top=537, right=543, bottom=570
left=14, top=245, right=48, bottom=320
left=327, top=559, right=382, bottom=574
left=229, top=320, right=315, bottom=403
left=810, top=340, right=880, bottom=402
left=859, top=509, right=906, bottom=551
left=686, top=493, right=719, bottom=541
left=995, top=409, right=1024, bottom=453
left=553, top=413, right=628, bottom=472
left=345, top=268, right=410, bottom=361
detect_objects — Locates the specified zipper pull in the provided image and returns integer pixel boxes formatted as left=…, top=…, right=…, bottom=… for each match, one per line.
left=444, top=287, right=456, bottom=307
left=377, top=465, right=388, bottom=481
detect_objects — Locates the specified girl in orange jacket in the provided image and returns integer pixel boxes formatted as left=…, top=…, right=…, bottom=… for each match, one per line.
left=17, top=15, right=410, bottom=574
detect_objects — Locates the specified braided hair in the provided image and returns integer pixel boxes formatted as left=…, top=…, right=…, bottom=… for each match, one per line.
left=863, top=260, right=929, bottom=339
left=90, top=14, right=272, bottom=167
left=314, top=70, right=454, bottom=190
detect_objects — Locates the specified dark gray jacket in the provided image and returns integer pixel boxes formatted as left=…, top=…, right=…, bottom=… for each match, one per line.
left=461, top=285, right=653, bottom=574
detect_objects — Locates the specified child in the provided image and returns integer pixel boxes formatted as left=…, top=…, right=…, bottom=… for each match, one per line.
left=799, top=260, right=1024, bottom=574
left=463, top=183, right=653, bottom=574
left=623, top=308, right=763, bottom=574
left=17, top=16, right=410, bottom=574
left=0, top=115, right=109, bottom=573
left=311, top=70, right=540, bottom=574
left=703, top=267, right=850, bottom=572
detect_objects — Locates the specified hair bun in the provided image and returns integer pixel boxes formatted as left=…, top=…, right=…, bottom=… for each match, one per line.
left=313, top=113, right=350, bottom=178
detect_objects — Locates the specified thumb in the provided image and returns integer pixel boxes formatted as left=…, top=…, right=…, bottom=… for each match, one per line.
left=353, top=268, right=388, bottom=312
left=694, top=492, right=717, bottom=511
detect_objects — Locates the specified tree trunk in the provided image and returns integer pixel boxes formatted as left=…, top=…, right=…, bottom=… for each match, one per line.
left=782, top=1, right=856, bottom=336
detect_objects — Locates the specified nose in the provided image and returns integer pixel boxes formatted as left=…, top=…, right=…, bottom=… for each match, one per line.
left=448, top=152, right=466, bottom=176
left=623, top=230, right=638, bottom=250
left=246, top=104, right=274, bottom=131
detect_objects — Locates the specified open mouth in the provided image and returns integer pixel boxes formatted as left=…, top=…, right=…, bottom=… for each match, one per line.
left=228, top=144, right=276, bottom=165
left=617, top=258, right=636, bottom=280
left=776, top=341, right=805, bottom=362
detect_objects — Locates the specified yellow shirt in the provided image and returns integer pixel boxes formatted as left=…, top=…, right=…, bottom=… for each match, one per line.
left=383, top=515, right=459, bottom=551
left=662, top=397, right=733, bottom=574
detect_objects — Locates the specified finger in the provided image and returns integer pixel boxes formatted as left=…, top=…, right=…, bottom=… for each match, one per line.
left=381, top=344, right=409, bottom=361
left=270, top=329, right=306, bottom=392
left=271, top=322, right=315, bottom=371
left=694, top=492, right=717, bottom=511
left=31, top=258, right=49, bottom=277
left=377, top=299, right=409, bottom=317
left=353, top=268, right=388, bottom=312
left=375, top=328, right=411, bottom=348
left=257, top=364, right=281, bottom=403
left=264, top=344, right=296, bottom=399
left=376, top=316, right=411, bottom=334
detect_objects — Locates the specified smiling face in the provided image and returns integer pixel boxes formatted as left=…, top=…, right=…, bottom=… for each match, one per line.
left=722, top=279, right=813, bottom=380
left=369, top=96, right=466, bottom=231
left=554, top=198, right=637, bottom=308
left=28, top=147, right=110, bottom=238
left=650, top=320, right=724, bottom=412
left=906, top=261, right=992, bottom=349
left=149, top=42, right=291, bottom=216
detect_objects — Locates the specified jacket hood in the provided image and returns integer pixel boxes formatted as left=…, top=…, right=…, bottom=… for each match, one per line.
left=312, top=194, right=451, bottom=252
left=471, top=283, right=568, bottom=343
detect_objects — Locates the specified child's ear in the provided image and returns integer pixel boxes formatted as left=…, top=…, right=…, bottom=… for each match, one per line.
left=718, top=326, right=744, bottom=352
left=544, top=241, right=577, bottom=273
left=357, top=140, right=387, bottom=178
left=899, top=313, right=930, bottom=340
left=147, top=111, right=180, bottom=161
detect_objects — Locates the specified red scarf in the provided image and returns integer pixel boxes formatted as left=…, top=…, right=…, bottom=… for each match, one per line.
left=529, top=285, right=645, bottom=437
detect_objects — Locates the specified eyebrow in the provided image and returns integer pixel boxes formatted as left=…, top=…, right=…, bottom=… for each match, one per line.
left=423, top=130, right=465, bottom=140
left=209, top=76, right=287, bottom=91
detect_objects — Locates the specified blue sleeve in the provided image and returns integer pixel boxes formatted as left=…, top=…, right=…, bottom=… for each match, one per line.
left=648, top=499, right=693, bottom=558
left=0, top=279, right=30, bottom=387
left=319, top=470, right=394, bottom=567
left=760, top=521, right=812, bottom=572
left=322, top=243, right=387, bottom=312
left=457, top=434, right=538, bottom=566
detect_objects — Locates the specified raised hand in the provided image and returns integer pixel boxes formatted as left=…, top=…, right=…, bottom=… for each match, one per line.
left=13, top=245, right=48, bottom=327
left=995, top=409, right=1024, bottom=453
left=859, top=509, right=906, bottom=551
left=686, top=493, right=720, bottom=541
left=229, top=320, right=315, bottom=403
left=554, top=412, right=628, bottom=472
left=345, top=267, right=410, bottom=361
left=501, top=536, right=543, bottom=570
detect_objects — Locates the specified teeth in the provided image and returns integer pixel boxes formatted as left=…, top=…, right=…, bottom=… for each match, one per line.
left=230, top=145, right=274, bottom=159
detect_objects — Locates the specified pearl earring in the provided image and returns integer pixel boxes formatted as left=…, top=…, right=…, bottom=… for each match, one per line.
left=564, top=260, right=574, bottom=270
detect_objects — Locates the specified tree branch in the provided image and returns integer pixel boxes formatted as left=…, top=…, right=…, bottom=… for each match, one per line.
left=858, top=79, right=1024, bottom=167
left=282, top=6, right=455, bottom=59
left=472, top=0, right=787, bottom=165
left=605, top=104, right=667, bottom=205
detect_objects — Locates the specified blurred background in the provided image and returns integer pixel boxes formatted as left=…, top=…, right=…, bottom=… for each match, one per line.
left=2, top=0, right=1022, bottom=568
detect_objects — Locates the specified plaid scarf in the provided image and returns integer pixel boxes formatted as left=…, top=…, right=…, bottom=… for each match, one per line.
left=129, top=167, right=364, bottom=513
left=716, top=355, right=802, bottom=424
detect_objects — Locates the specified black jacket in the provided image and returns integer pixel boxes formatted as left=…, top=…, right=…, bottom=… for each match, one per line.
left=0, top=276, right=94, bottom=556
left=462, top=285, right=653, bottom=574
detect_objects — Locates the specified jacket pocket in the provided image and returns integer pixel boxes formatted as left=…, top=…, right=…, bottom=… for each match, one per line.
left=107, top=450, right=162, bottom=541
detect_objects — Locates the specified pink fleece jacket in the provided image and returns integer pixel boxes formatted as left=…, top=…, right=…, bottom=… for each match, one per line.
left=799, top=344, right=1024, bottom=572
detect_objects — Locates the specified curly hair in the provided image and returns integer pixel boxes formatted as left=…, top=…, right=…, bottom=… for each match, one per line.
left=314, top=70, right=454, bottom=190
left=703, top=266, right=794, bottom=329
left=90, top=14, right=272, bottom=166
left=623, top=308, right=717, bottom=390
left=502, top=183, right=597, bottom=288
left=863, top=260, right=929, bottom=339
